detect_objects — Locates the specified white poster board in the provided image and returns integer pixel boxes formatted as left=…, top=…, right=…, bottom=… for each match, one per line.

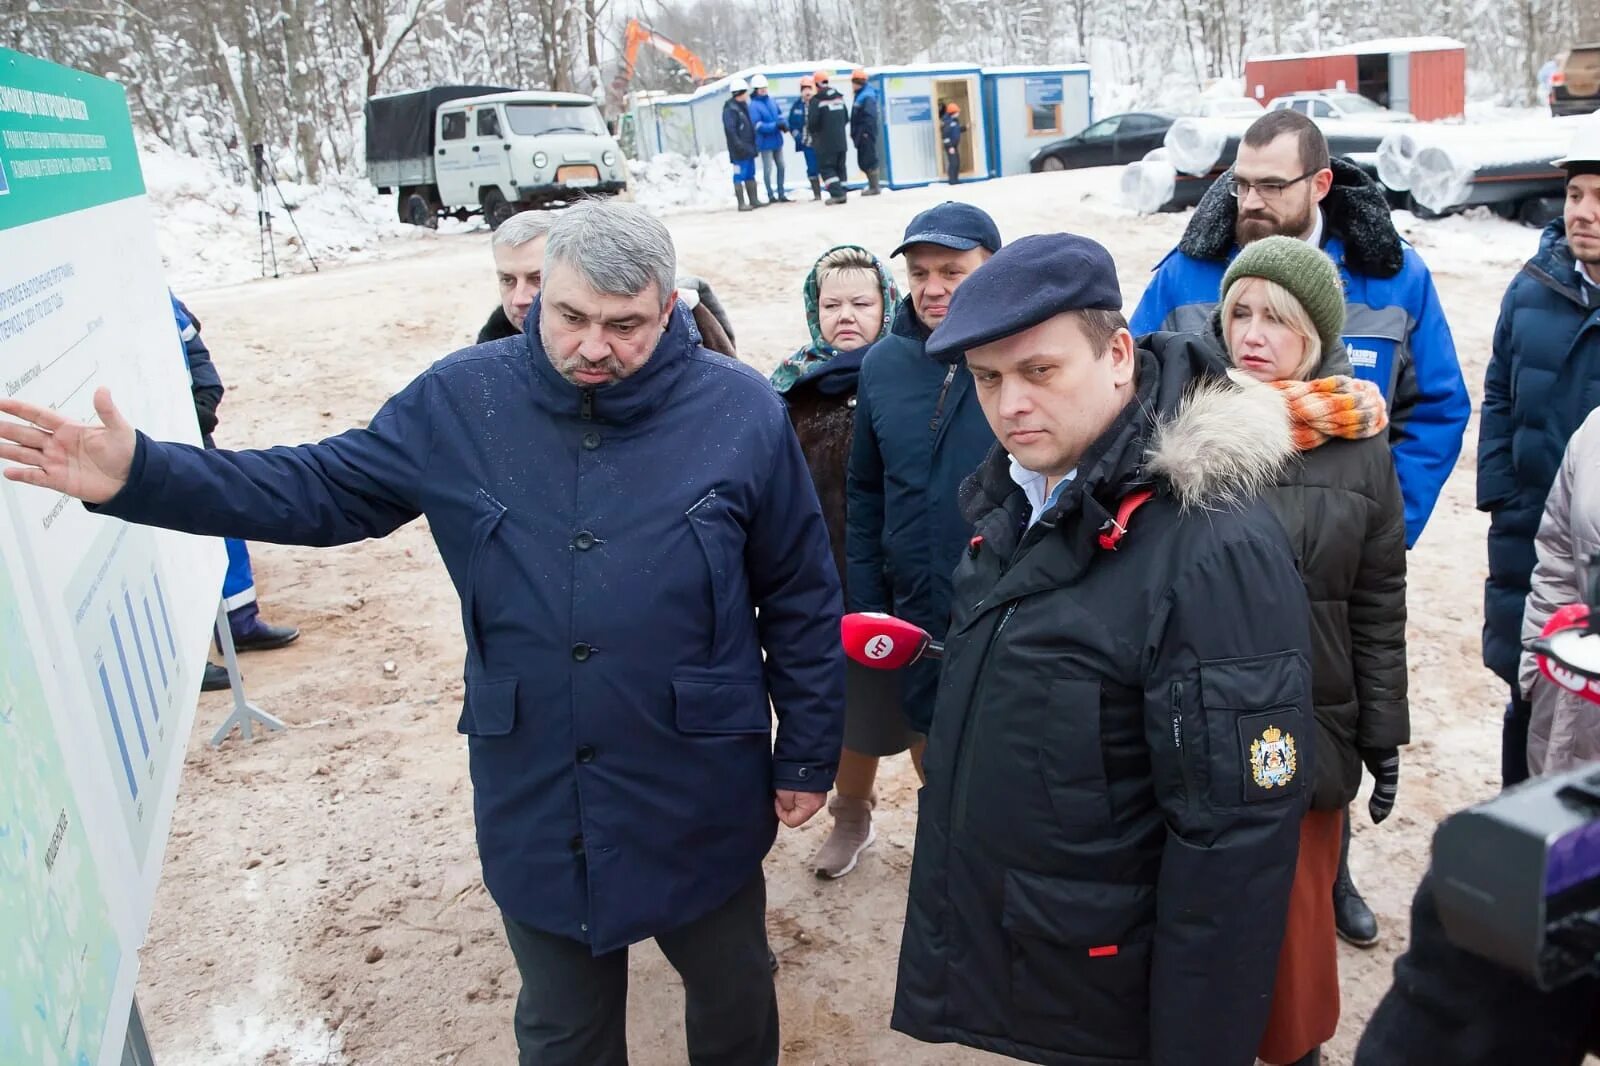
left=0, top=48, right=226, bottom=1065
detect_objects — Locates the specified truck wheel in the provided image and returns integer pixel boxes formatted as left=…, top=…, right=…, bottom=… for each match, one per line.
left=402, top=193, right=437, bottom=229
left=482, top=189, right=517, bottom=231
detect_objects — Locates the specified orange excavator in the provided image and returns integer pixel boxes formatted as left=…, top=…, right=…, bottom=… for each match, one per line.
left=607, top=19, right=710, bottom=113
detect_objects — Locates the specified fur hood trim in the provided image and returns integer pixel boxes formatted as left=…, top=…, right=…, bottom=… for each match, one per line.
left=1145, top=369, right=1294, bottom=510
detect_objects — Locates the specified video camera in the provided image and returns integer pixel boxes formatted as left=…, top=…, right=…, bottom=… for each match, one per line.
left=1433, top=554, right=1600, bottom=991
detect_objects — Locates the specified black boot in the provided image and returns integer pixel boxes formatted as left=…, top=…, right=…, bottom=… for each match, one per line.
left=230, top=617, right=300, bottom=652
left=1334, top=810, right=1379, bottom=946
left=735, top=183, right=752, bottom=212
left=744, top=180, right=767, bottom=208
left=809, top=175, right=822, bottom=201
left=202, top=662, right=231, bottom=691
left=824, top=179, right=847, bottom=206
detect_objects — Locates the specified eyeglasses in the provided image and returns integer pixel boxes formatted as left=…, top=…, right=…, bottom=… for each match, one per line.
left=1227, top=170, right=1319, bottom=202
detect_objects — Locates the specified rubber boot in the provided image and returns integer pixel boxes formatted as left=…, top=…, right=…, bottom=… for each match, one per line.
left=735, top=182, right=752, bottom=213
left=745, top=179, right=767, bottom=208
left=1333, top=810, right=1379, bottom=946
left=809, top=175, right=822, bottom=201
left=862, top=168, right=882, bottom=196
left=824, top=179, right=847, bottom=206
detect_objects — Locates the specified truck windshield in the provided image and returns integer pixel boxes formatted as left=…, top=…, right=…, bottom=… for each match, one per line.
left=506, top=104, right=606, bottom=137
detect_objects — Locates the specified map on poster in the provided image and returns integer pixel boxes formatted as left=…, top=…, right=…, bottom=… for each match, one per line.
left=0, top=48, right=226, bottom=1066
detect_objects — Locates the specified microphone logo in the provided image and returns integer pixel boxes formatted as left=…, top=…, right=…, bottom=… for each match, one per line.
left=864, top=634, right=895, bottom=661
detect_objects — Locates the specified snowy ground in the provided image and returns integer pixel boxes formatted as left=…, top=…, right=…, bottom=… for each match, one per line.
left=134, top=164, right=1572, bottom=1065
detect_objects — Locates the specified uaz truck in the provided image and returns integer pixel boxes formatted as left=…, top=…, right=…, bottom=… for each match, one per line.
left=366, top=85, right=628, bottom=229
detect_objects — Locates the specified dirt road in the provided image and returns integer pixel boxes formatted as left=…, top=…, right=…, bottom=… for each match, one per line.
left=137, top=170, right=1541, bottom=1066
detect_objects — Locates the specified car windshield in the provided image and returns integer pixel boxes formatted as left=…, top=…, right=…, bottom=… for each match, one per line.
left=1328, top=93, right=1382, bottom=113
left=505, top=103, right=607, bottom=137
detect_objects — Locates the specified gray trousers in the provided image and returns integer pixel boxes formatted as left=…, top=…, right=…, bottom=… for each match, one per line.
left=501, top=872, right=778, bottom=1066
left=759, top=148, right=785, bottom=199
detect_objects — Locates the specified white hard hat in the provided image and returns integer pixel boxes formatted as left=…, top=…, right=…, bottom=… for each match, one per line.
left=749, top=74, right=769, bottom=89
left=728, top=77, right=749, bottom=94
left=1553, top=112, right=1600, bottom=168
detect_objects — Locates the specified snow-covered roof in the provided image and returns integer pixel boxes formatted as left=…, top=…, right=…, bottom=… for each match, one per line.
left=686, top=62, right=859, bottom=101
left=1249, top=36, right=1465, bottom=63
left=454, top=90, right=597, bottom=107
left=870, top=62, right=984, bottom=76
left=982, top=64, right=1092, bottom=75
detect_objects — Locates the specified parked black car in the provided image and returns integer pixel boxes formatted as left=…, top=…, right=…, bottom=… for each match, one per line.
left=1029, top=111, right=1177, bottom=172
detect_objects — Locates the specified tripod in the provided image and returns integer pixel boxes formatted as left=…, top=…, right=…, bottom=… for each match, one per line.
left=252, top=143, right=318, bottom=278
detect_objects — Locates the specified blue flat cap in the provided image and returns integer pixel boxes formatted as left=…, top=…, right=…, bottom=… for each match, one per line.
left=891, top=201, right=1002, bottom=258
left=926, top=233, right=1121, bottom=361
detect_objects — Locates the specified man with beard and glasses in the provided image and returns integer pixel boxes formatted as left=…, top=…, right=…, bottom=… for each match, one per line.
left=0, top=199, right=845, bottom=1066
left=1131, top=109, right=1468, bottom=953
left=1477, top=116, right=1600, bottom=791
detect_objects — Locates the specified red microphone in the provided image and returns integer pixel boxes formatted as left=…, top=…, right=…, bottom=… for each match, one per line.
left=841, top=612, right=942, bottom=669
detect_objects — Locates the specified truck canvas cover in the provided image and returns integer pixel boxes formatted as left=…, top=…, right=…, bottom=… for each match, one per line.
left=365, top=85, right=514, bottom=163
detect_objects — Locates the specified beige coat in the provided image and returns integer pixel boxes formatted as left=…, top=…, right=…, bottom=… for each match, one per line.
left=1519, top=406, right=1600, bottom=775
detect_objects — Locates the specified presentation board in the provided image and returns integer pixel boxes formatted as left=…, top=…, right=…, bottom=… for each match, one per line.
left=0, top=48, right=226, bottom=1065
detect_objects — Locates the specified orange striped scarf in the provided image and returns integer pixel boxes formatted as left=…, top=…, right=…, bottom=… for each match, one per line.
left=1271, top=375, right=1389, bottom=451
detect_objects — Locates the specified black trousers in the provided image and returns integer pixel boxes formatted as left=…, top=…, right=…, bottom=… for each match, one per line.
left=501, top=872, right=778, bottom=1066
left=1502, top=688, right=1533, bottom=788
left=946, top=147, right=960, bottom=184
left=818, top=150, right=848, bottom=188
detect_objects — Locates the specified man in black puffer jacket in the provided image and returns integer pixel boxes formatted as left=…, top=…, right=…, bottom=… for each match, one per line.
left=892, top=234, right=1314, bottom=1066
left=807, top=70, right=851, bottom=206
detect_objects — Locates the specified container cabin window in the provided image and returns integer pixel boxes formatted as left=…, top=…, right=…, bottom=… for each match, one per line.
left=1028, top=102, right=1062, bottom=135
left=441, top=112, right=468, bottom=140
left=476, top=109, right=502, bottom=138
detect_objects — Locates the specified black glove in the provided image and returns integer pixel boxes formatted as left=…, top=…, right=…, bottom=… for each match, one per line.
left=192, top=387, right=222, bottom=436
left=1360, top=746, right=1400, bottom=824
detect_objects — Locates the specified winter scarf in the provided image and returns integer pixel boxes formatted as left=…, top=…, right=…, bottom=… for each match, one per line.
left=769, top=244, right=898, bottom=393
left=1271, top=374, right=1389, bottom=451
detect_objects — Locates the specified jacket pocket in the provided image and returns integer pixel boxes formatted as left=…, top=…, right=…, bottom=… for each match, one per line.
left=457, top=677, right=518, bottom=737
left=686, top=490, right=750, bottom=658
left=1001, top=870, right=1151, bottom=1060
left=461, top=490, right=508, bottom=660
left=1036, top=679, right=1113, bottom=834
left=1199, top=652, right=1310, bottom=808
left=673, top=669, right=769, bottom=735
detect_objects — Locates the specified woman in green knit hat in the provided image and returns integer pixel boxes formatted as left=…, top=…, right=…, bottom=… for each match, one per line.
left=1216, top=235, right=1409, bottom=1066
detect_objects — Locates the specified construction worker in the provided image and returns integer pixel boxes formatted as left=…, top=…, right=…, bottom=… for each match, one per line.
left=850, top=69, right=882, bottom=196
left=790, top=76, right=822, bottom=201
left=941, top=102, right=963, bottom=185
left=723, top=77, right=762, bottom=212
left=808, top=70, right=851, bottom=206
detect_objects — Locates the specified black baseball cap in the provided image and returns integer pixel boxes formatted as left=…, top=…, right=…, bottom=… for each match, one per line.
left=891, top=202, right=1002, bottom=258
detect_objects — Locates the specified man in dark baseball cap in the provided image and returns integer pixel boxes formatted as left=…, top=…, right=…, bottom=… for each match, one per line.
left=820, top=203, right=1001, bottom=879
left=892, top=232, right=1316, bottom=1066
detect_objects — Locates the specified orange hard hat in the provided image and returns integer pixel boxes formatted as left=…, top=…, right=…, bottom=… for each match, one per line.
left=812, top=69, right=831, bottom=84
left=851, top=67, right=868, bottom=82
left=799, top=75, right=815, bottom=88
left=947, top=102, right=961, bottom=115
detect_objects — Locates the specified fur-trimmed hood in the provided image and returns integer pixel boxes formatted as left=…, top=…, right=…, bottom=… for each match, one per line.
left=962, top=331, right=1293, bottom=525
left=1180, top=156, right=1404, bottom=279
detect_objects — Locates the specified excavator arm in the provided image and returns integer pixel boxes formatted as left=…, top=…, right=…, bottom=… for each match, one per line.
left=607, top=18, right=708, bottom=112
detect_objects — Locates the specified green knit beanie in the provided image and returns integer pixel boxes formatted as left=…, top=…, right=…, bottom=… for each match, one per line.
left=1221, top=235, right=1346, bottom=362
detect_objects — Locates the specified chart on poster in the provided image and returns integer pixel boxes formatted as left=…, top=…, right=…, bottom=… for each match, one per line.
left=0, top=47, right=225, bottom=1066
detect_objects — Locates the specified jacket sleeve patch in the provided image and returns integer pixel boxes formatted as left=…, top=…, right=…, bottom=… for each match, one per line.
left=1198, top=652, right=1310, bottom=807
left=1237, top=712, right=1301, bottom=803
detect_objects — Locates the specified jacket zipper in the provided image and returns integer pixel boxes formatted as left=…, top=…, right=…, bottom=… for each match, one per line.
left=580, top=389, right=594, bottom=420
left=1171, top=681, right=1195, bottom=810
left=929, top=364, right=957, bottom=432
left=951, top=600, right=1017, bottom=835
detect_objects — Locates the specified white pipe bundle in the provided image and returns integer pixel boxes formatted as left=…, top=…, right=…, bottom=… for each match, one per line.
left=1163, top=117, right=1236, bottom=176
left=1120, top=157, right=1178, bottom=215
left=1375, top=118, right=1575, bottom=213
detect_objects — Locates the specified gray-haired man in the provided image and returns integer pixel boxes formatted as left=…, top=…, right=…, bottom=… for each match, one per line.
left=0, top=199, right=845, bottom=1065
left=479, top=209, right=553, bottom=342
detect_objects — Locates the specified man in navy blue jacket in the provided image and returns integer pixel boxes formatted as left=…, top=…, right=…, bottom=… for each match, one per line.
left=2, top=201, right=844, bottom=1066
left=1478, top=137, right=1600, bottom=788
left=812, top=203, right=999, bottom=878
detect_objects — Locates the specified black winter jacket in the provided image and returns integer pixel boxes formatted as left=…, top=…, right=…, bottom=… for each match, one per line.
left=1252, top=347, right=1409, bottom=810
left=1478, top=219, right=1600, bottom=686
left=807, top=87, right=850, bottom=157
left=892, top=334, right=1315, bottom=1066
left=477, top=305, right=520, bottom=344
left=722, top=97, right=756, bottom=162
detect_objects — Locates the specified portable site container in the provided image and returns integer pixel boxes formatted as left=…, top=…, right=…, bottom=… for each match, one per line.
left=865, top=64, right=989, bottom=189
left=980, top=65, right=1094, bottom=177
left=1244, top=37, right=1466, bottom=121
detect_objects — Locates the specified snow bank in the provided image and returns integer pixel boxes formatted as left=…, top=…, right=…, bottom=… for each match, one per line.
left=626, top=152, right=735, bottom=215
left=139, top=137, right=435, bottom=293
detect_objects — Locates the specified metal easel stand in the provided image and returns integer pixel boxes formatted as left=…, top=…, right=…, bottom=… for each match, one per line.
left=209, top=599, right=286, bottom=746
left=121, top=996, right=156, bottom=1066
